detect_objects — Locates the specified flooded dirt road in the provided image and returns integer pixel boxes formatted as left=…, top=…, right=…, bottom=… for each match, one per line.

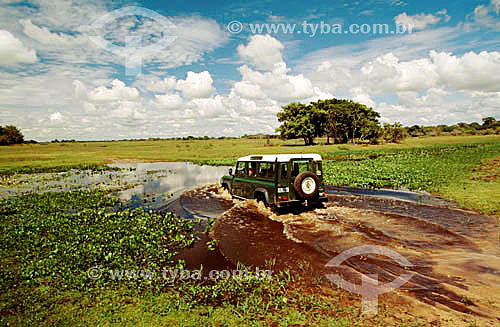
left=175, top=185, right=500, bottom=326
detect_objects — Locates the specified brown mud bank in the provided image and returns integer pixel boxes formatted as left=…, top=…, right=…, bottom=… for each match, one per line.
left=205, top=188, right=500, bottom=326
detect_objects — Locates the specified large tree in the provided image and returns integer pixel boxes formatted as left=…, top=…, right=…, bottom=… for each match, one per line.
left=0, top=125, right=24, bottom=145
left=276, top=102, right=327, bottom=145
left=312, top=99, right=382, bottom=144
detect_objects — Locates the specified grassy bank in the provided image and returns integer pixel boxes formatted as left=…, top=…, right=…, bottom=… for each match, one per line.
left=0, top=191, right=423, bottom=326
left=322, top=142, right=500, bottom=215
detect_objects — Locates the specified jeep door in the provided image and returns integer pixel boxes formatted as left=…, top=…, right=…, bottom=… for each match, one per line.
left=254, top=162, right=276, bottom=203
left=231, top=161, right=248, bottom=197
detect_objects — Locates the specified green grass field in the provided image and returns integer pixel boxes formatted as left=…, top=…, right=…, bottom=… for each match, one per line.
left=1, top=135, right=499, bottom=170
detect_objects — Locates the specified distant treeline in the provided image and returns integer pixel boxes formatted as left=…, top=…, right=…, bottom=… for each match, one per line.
left=3, top=116, right=499, bottom=146
left=405, top=118, right=500, bottom=137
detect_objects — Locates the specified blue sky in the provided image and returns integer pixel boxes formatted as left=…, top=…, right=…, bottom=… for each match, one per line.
left=0, top=0, right=499, bottom=140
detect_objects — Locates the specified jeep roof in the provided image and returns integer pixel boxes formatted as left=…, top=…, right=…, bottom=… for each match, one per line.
left=236, top=154, right=322, bottom=162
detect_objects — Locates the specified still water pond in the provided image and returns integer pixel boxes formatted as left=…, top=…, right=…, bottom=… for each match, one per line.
left=0, top=162, right=231, bottom=209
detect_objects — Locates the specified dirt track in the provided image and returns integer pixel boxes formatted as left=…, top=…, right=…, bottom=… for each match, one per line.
left=176, top=185, right=500, bottom=326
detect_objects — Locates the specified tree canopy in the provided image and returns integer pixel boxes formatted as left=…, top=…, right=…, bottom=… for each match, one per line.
left=276, top=98, right=382, bottom=145
left=276, top=102, right=327, bottom=145
left=0, top=125, right=24, bottom=145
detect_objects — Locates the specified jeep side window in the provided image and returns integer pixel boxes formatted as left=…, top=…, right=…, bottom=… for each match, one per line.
left=280, top=163, right=288, bottom=178
left=258, top=162, right=275, bottom=179
left=248, top=162, right=257, bottom=177
left=315, top=161, right=322, bottom=174
left=236, top=162, right=247, bottom=176
left=267, top=163, right=275, bottom=178
left=292, top=160, right=311, bottom=176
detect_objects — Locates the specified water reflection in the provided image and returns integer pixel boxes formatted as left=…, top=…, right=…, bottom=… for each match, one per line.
left=108, top=162, right=230, bottom=209
left=0, top=162, right=230, bottom=210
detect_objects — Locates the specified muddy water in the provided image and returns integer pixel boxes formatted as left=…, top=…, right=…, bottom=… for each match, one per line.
left=207, top=191, right=500, bottom=325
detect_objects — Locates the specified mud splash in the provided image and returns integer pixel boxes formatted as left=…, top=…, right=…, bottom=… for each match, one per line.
left=168, top=185, right=236, bottom=273
left=210, top=191, right=500, bottom=325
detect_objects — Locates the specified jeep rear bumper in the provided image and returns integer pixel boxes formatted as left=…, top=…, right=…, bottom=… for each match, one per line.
left=276, top=195, right=328, bottom=207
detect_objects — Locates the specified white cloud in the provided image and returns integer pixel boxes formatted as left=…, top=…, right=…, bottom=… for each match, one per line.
left=473, top=1, right=500, bottom=31
left=135, top=76, right=178, bottom=93
left=237, top=64, right=318, bottom=102
left=154, top=93, right=184, bottom=110
left=20, top=19, right=88, bottom=47
left=233, top=81, right=266, bottom=99
left=72, top=80, right=88, bottom=100
left=360, top=53, right=439, bottom=93
left=49, top=111, right=63, bottom=121
left=110, top=101, right=146, bottom=121
left=188, top=95, right=227, bottom=118
left=350, top=87, right=376, bottom=108
left=303, top=39, right=500, bottom=96
left=176, top=71, right=215, bottom=99
left=356, top=50, right=500, bottom=94
left=237, top=34, right=285, bottom=71
left=394, top=11, right=444, bottom=31
left=87, top=79, right=140, bottom=103
left=151, top=16, right=229, bottom=69
left=430, top=50, right=500, bottom=92
left=0, top=30, right=37, bottom=66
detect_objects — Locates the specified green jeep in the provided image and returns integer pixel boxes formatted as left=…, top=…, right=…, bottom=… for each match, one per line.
left=220, top=154, right=328, bottom=207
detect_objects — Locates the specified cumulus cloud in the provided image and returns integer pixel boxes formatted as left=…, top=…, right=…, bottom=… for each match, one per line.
left=430, top=50, right=500, bottom=91
left=237, top=34, right=285, bottom=71
left=233, top=81, right=266, bottom=99
left=176, top=71, right=215, bottom=99
left=350, top=87, right=376, bottom=108
left=154, top=93, right=184, bottom=110
left=87, top=79, right=140, bottom=103
left=237, top=64, right=318, bottom=102
left=0, top=30, right=37, bottom=66
left=360, top=51, right=500, bottom=93
left=136, top=76, right=178, bottom=93
left=361, top=53, right=439, bottom=92
left=188, top=96, right=226, bottom=118
left=394, top=9, right=449, bottom=31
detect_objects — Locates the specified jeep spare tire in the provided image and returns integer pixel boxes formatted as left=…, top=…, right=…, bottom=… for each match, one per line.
left=293, top=171, right=320, bottom=199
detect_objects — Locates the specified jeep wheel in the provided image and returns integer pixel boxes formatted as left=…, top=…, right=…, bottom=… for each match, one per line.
left=255, top=192, right=267, bottom=206
left=293, top=171, right=320, bottom=200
